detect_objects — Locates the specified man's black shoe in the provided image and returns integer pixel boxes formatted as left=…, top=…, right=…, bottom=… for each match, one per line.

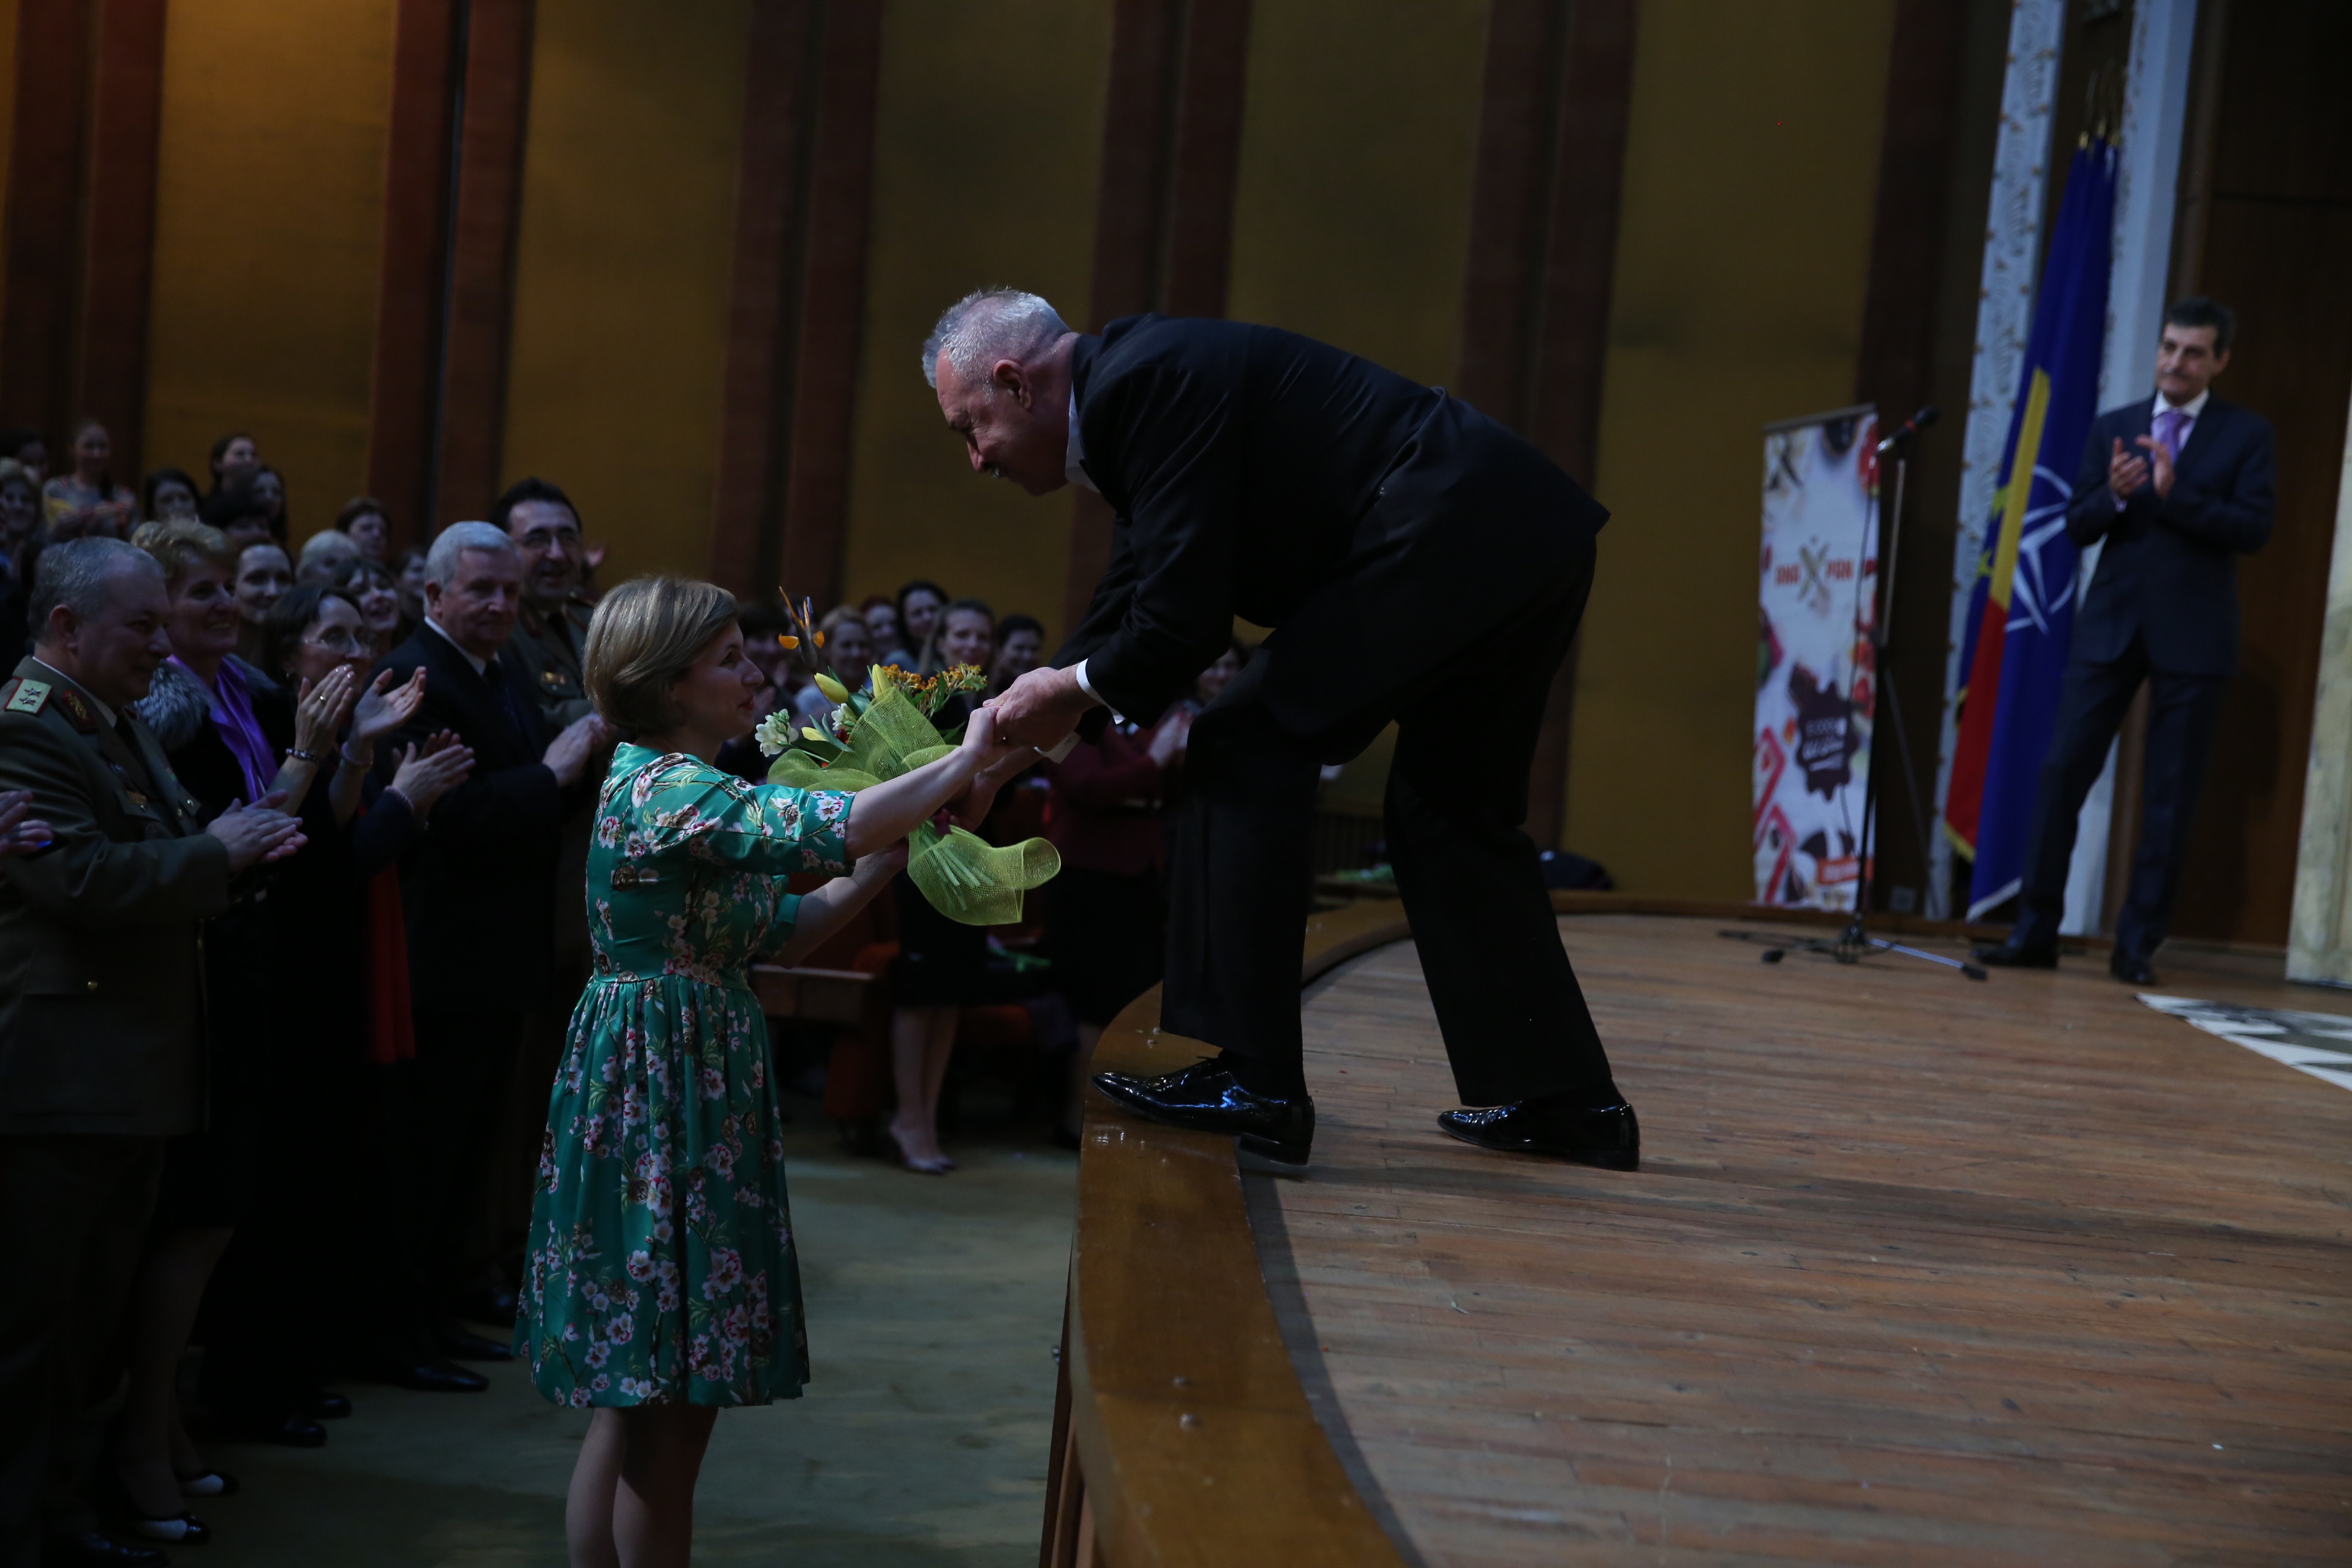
left=440, top=1327, right=516, bottom=1362
left=2111, top=952, right=2156, bottom=985
left=1091, top=1057, right=1314, bottom=1166
left=1437, top=1095, right=1640, bottom=1170
left=45, top=1531, right=168, bottom=1566
left=1972, top=941, right=2057, bottom=970
left=303, top=1389, right=352, bottom=1420
left=353, top=1355, right=488, bottom=1393
left=205, top=1407, right=328, bottom=1447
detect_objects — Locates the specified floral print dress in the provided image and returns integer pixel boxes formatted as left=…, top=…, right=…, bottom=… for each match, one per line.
left=518, top=744, right=854, bottom=1408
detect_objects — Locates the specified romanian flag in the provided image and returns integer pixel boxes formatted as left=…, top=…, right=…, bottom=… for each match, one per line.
left=1944, top=138, right=2116, bottom=919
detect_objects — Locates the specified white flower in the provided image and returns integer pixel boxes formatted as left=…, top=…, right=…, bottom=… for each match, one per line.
left=754, top=710, right=795, bottom=759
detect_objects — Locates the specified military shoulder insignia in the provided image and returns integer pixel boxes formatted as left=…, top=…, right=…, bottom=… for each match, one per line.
left=52, top=688, right=99, bottom=733
left=3, top=677, right=51, bottom=715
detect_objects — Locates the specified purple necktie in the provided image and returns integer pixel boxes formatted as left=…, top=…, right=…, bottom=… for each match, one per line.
left=2154, top=407, right=2188, bottom=462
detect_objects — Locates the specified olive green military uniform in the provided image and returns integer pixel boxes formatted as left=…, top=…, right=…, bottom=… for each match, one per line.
left=0, top=655, right=233, bottom=1561
left=507, top=594, right=595, bottom=729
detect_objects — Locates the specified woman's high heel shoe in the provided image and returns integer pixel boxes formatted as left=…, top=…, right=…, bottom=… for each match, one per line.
left=176, top=1469, right=239, bottom=1498
left=110, top=1469, right=213, bottom=1544
left=883, top=1127, right=952, bottom=1175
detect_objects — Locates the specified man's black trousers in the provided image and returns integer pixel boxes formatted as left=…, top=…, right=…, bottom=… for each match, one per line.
left=1161, top=539, right=1615, bottom=1106
left=2010, top=633, right=2226, bottom=963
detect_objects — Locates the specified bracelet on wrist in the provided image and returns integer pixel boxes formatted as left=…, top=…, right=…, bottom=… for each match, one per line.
left=287, top=747, right=326, bottom=766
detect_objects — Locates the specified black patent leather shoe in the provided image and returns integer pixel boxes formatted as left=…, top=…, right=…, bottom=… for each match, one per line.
left=2110, top=952, right=2155, bottom=985
left=1437, top=1095, right=1640, bottom=1170
left=1971, top=941, right=2057, bottom=969
left=43, top=1531, right=169, bottom=1567
left=353, top=1355, right=488, bottom=1393
left=440, top=1327, right=515, bottom=1362
left=1091, top=1058, right=1314, bottom=1166
left=302, top=1390, right=351, bottom=1420
left=119, top=1509, right=207, bottom=1547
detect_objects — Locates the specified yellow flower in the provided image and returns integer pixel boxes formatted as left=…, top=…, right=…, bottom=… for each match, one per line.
left=813, top=673, right=849, bottom=703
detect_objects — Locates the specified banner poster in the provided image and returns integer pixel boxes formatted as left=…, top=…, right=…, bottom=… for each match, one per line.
left=1754, top=405, right=1880, bottom=910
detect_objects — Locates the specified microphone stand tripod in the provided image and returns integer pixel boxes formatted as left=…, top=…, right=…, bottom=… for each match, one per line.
left=1725, top=417, right=1986, bottom=981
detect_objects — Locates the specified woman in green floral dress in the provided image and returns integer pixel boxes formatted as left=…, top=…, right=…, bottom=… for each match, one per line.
left=519, top=576, right=1017, bottom=1567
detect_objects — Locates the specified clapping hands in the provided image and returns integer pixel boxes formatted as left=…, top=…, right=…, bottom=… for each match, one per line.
left=388, top=729, right=475, bottom=822
left=0, top=788, right=52, bottom=859
left=206, top=789, right=306, bottom=870
left=350, top=666, right=429, bottom=749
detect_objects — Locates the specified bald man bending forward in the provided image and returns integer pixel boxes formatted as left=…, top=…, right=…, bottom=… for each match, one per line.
left=932, top=295, right=1633, bottom=1169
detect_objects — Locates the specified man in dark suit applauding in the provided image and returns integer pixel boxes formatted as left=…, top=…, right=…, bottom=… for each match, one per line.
left=929, top=289, right=1632, bottom=1170
left=1977, top=298, right=2275, bottom=984
left=364, top=522, right=604, bottom=1389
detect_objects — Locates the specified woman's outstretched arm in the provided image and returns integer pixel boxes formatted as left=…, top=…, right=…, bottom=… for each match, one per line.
left=839, top=712, right=1028, bottom=859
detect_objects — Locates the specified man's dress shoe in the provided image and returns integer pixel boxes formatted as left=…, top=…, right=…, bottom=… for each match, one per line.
left=1437, top=1095, right=1640, bottom=1170
left=1972, top=941, right=2057, bottom=969
left=1091, top=1058, right=1314, bottom=1165
left=441, top=1327, right=516, bottom=1362
left=43, top=1532, right=169, bottom=1567
left=357, top=1355, right=489, bottom=1393
left=2111, top=952, right=2156, bottom=985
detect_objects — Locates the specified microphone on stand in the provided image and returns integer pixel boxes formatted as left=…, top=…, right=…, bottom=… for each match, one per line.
left=1875, top=404, right=1940, bottom=454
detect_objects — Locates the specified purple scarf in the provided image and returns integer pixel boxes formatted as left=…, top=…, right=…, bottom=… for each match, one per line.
left=177, top=655, right=274, bottom=802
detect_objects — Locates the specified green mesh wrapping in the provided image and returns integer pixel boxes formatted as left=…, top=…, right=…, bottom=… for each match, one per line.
left=768, top=674, right=1060, bottom=925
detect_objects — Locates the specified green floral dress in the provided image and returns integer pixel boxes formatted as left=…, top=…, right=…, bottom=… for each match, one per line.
left=517, top=744, right=854, bottom=1408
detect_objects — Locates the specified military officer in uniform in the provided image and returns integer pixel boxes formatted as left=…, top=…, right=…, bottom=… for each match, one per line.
left=0, top=538, right=301, bottom=1568
left=494, top=477, right=595, bottom=727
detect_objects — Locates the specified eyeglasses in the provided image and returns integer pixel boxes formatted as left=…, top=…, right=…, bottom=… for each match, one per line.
left=304, top=628, right=365, bottom=654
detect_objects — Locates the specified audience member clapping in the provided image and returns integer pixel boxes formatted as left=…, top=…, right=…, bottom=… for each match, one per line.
left=145, top=466, right=202, bottom=524
left=208, top=431, right=258, bottom=496
left=299, top=527, right=360, bottom=587
left=335, top=555, right=408, bottom=657
left=992, top=612, right=1044, bottom=696
left=251, top=466, right=289, bottom=538
left=0, top=424, right=48, bottom=483
left=234, top=541, right=293, bottom=665
left=202, top=486, right=277, bottom=552
left=0, top=536, right=299, bottom=1567
left=0, top=461, right=41, bottom=653
left=43, top=420, right=137, bottom=540
left=334, top=496, right=393, bottom=561
left=889, top=578, right=946, bottom=669
left=861, top=593, right=900, bottom=658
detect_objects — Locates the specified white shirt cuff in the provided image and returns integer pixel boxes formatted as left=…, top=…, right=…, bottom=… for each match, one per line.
left=1071, top=659, right=1100, bottom=703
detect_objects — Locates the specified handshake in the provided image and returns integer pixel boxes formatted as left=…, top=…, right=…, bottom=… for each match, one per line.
left=944, top=665, right=1100, bottom=827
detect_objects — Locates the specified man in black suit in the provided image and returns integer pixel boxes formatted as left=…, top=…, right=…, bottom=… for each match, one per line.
left=929, top=288, right=1632, bottom=1170
left=1976, top=298, right=2275, bottom=984
left=364, top=522, right=603, bottom=1389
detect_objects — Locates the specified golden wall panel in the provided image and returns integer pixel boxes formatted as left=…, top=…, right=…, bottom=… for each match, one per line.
left=0, top=0, right=18, bottom=342
left=1226, top=0, right=1488, bottom=813
left=499, top=0, right=752, bottom=579
left=1226, top=0, right=1487, bottom=390
left=840, top=0, right=1111, bottom=639
left=143, top=0, right=396, bottom=528
left=1566, top=0, right=1896, bottom=894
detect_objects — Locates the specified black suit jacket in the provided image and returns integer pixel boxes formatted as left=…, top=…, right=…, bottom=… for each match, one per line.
left=374, top=627, right=586, bottom=1012
left=2064, top=394, right=2274, bottom=677
left=1058, top=315, right=1608, bottom=748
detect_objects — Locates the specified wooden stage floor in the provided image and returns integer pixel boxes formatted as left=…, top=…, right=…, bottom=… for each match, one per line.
left=1243, top=913, right=2351, bottom=1566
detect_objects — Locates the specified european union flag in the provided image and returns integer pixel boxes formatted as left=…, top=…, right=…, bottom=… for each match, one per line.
left=1945, top=138, right=2117, bottom=919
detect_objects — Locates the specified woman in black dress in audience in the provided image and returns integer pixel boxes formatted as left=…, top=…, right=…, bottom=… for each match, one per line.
left=111, top=525, right=357, bottom=1541
left=886, top=600, right=997, bottom=1172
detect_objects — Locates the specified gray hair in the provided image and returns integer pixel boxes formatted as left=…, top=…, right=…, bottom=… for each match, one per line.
left=921, top=288, right=1070, bottom=391
left=424, top=521, right=519, bottom=587
left=29, top=536, right=165, bottom=638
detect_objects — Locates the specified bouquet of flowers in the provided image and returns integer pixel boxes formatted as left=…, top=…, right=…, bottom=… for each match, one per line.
left=755, top=597, right=1058, bottom=925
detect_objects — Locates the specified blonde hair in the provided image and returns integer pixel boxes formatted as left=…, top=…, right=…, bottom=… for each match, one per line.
left=584, top=575, right=741, bottom=736
left=131, top=518, right=237, bottom=587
